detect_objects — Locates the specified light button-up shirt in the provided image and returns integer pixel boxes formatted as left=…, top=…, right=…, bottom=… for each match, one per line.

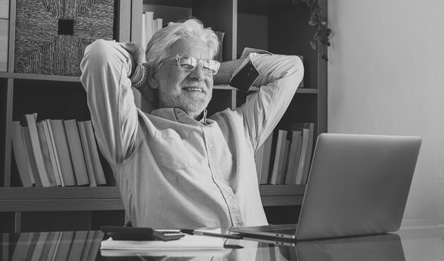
left=80, top=40, right=304, bottom=229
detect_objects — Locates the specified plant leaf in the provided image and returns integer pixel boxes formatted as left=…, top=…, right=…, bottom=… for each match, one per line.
left=308, top=15, right=318, bottom=26
left=313, top=31, right=320, bottom=40
left=310, top=40, right=317, bottom=50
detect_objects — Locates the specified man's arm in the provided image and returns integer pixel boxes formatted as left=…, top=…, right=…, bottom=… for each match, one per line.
left=239, top=54, right=304, bottom=150
left=80, top=40, right=139, bottom=164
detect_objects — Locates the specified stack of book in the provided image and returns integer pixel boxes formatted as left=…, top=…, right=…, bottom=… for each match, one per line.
left=11, top=113, right=107, bottom=187
left=255, top=122, right=315, bottom=185
left=10, top=231, right=102, bottom=260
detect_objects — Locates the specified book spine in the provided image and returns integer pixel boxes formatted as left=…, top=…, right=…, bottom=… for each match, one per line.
left=25, top=114, right=51, bottom=186
left=64, top=119, right=90, bottom=186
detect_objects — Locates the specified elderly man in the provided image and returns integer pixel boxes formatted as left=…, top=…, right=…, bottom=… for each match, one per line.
left=80, top=18, right=303, bottom=228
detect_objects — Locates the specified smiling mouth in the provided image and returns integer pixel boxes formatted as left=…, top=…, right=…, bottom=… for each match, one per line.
left=183, top=87, right=204, bottom=92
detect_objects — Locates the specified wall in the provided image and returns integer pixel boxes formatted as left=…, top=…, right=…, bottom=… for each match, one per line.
left=328, top=0, right=444, bottom=221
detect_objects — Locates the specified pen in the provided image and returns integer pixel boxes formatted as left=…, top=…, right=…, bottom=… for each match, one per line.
left=180, top=229, right=244, bottom=240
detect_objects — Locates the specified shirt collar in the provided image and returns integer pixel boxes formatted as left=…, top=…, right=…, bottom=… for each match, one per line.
left=151, top=108, right=207, bottom=126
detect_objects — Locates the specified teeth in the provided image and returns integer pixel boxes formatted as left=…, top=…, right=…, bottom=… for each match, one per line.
left=184, top=87, right=202, bottom=92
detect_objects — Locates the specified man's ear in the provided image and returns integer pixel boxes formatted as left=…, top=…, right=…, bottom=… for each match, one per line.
left=147, top=69, right=159, bottom=89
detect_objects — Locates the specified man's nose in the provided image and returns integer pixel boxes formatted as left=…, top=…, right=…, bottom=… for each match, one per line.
left=189, top=63, right=206, bottom=81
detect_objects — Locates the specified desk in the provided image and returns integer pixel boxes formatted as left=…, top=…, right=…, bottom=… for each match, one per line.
left=2, top=223, right=444, bottom=260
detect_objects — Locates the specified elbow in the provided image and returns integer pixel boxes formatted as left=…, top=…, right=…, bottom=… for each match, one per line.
left=290, top=55, right=304, bottom=74
left=287, top=55, right=304, bottom=83
left=277, top=55, right=304, bottom=89
left=80, top=40, right=130, bottom=85
left=82, top=39, right=117, bottom=65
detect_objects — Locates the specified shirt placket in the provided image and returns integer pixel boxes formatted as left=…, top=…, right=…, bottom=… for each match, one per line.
left=202, top=127, right=245, bottom=227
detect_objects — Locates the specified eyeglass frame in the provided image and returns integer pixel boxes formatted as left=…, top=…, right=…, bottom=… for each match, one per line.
left=164, top=54, right=220, bottom=76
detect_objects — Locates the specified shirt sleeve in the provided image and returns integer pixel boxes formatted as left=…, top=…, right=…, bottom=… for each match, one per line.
left=239, top=53, right=304, bottom=151
left=80, top=39, right=139, bottom=164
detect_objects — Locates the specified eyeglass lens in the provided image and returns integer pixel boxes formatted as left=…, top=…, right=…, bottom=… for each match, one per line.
left=176, top=55, right=220, bottom=75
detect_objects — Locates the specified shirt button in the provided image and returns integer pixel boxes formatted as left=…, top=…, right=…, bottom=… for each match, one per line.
left=208, top=142, right=214, bottom=149
left=215, top=175, right=221, bottom=180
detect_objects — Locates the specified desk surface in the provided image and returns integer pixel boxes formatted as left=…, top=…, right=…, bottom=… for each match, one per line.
left=3, top=222, right=444, bottom=260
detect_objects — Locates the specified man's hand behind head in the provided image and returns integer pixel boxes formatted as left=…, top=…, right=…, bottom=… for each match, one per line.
left=119, top=42, right=145, bottom=77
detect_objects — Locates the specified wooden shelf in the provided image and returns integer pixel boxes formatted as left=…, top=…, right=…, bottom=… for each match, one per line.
left=0, top=187, right=124, bottom=212
left=297, top=88, right=319, bottom=94
left=0, top=72, right=80, bottom=82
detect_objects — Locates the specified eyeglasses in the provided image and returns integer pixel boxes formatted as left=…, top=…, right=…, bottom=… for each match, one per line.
left=174, top=54, right=220, bottom=75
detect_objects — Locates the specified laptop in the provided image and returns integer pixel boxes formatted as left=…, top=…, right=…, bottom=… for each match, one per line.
left=229, top=133, right=422, bottom=241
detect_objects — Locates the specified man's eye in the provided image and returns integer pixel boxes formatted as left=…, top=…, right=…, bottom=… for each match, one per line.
left=203, top=67, right=214, bottom=74
left=182, top=64, right=195, bottom=70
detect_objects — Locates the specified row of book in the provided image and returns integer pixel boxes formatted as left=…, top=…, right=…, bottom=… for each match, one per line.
left=12, top=114, right=107, bottom=187
left=10, top=231, right=102, bottom=261
left=255, top=122, right=315, bottom=185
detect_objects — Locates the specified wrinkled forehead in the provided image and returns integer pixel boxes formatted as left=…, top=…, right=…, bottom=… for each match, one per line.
left=167, top=37, right=212, bottom=60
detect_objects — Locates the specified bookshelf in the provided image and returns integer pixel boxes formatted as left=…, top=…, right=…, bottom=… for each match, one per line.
left=0, top=0, right=327, bottom=232
left=0, top=0, right=130, bottom=233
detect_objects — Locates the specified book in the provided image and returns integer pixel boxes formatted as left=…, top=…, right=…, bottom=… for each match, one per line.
left=24, top=232, right=39, bottom=261
left=64, top=119, right=90, bottom=186
left=39, top=231, right=57, bottom=260
left=78, top=121, right=97, bottom=187
left=144, top=11, right=154, bottom=44
left=49, top=119, right=76, bottom=186
left=53, top=231, right=75, bottom=260
left=152, top=18, right=158, bottom=36
left=156, top=18, right=163, bottom=32
left=11, top=121, right=33, bottom=187
left=300, top=123, right=315, bottom=184
left=67, top=231, right=88, bottom=261
left=42, top=119, right=63, bottom=186
left=259, top=133, right=274, bottom=185
left=82, top=231, right=103, bottom=261
left=269, top=130, right=287, bottom=185
left=277, top=136, right=290, bottom=184
left=141, top=11, right=147, bottom=61
left=292, top=123, right=315, bottom=185
left=80, top=231, right=95, bottom=260
left=36, top=122, right=57, bottom=186
left=22, top=126, right=42, bottom=186
left=295, top=128, right=310, bottom=185
left=24, top=113, right=51, bottom=187
left=47, top=232, right=62, bottom=259
left=30, top=231, right=49, bottom=260
left=84, top=120, right=107, bottom=185
left=11, top=232, right=32, bottom=261
left=284, top=130, right=303, bottom=185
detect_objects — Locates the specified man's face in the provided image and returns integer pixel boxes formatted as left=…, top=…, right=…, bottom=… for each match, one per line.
left=153, top=37, right=213, bottom=119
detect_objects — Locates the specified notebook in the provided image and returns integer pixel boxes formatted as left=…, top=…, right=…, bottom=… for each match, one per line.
left=229, top=133, right=422, bottom=241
